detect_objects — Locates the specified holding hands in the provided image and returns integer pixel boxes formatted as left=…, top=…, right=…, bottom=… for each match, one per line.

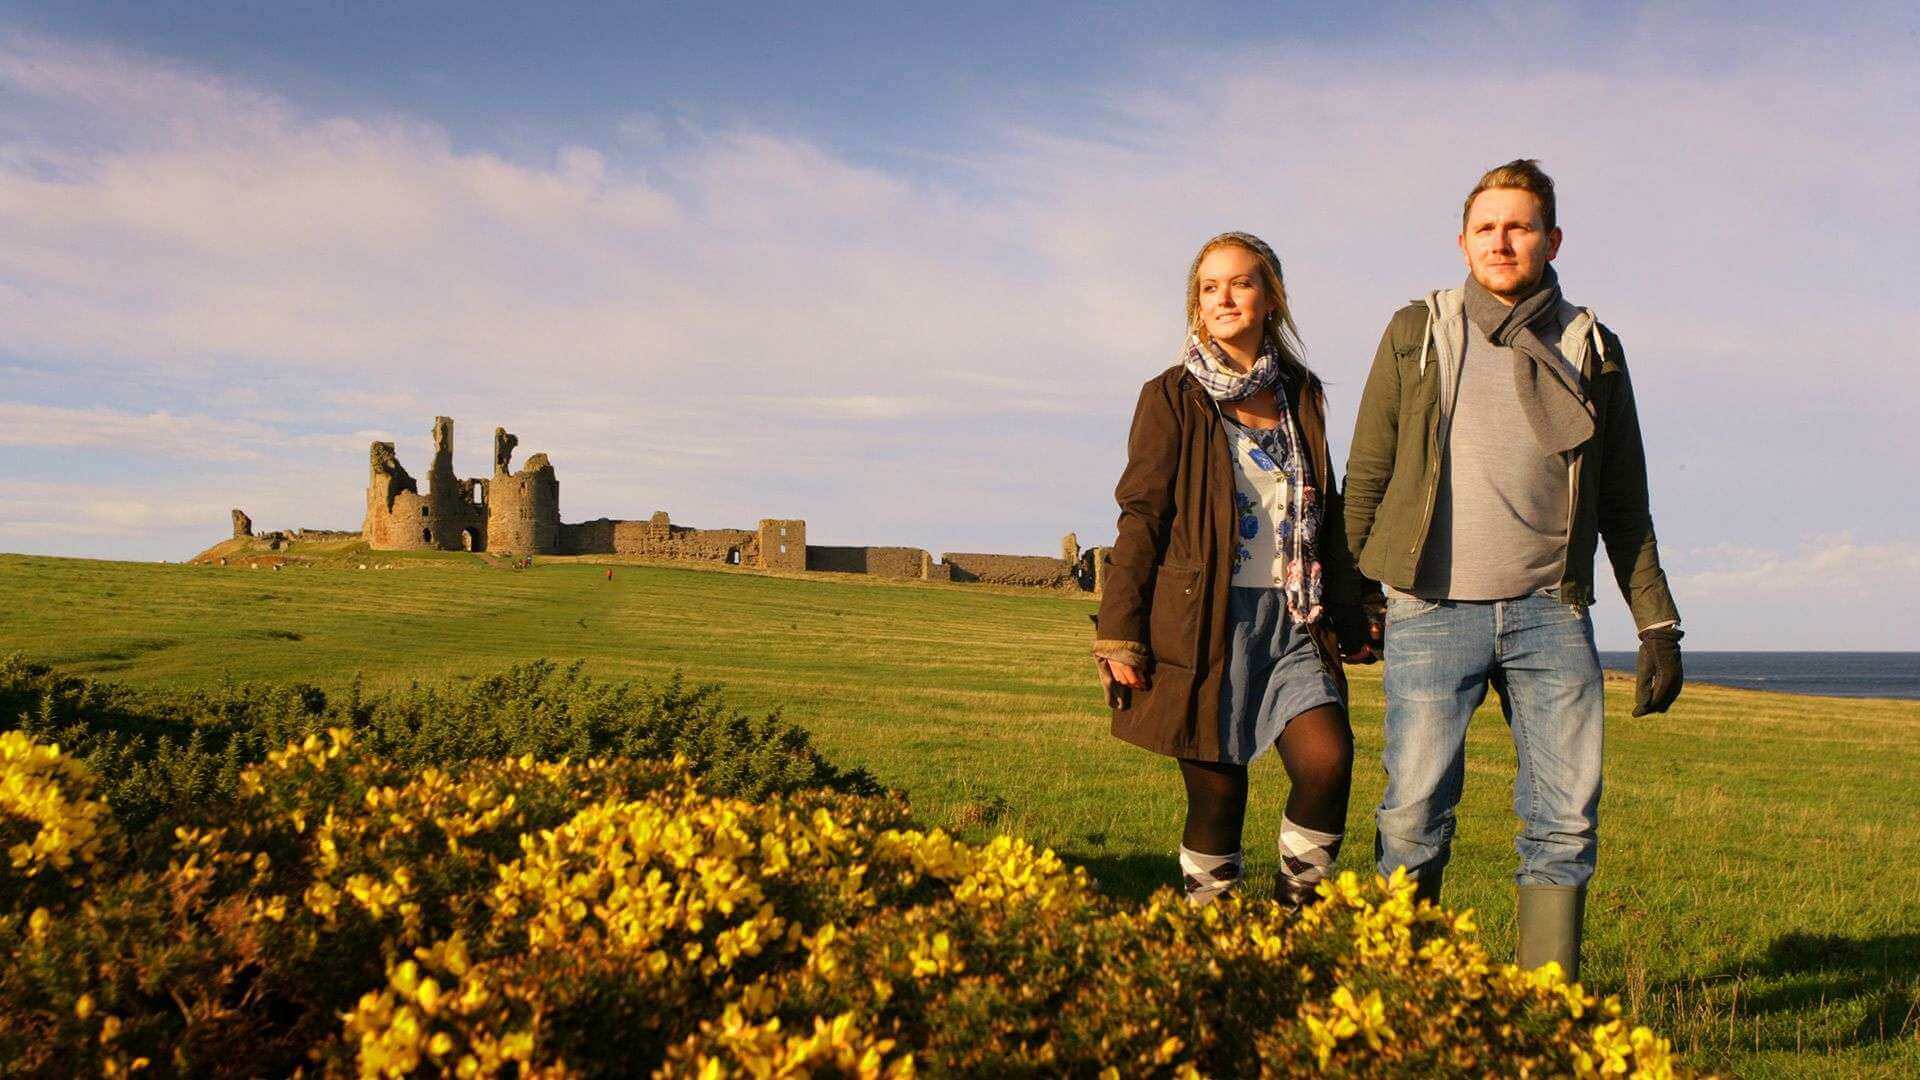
left=1330, top=598, right=1385, bottom=665
left=1095, top=594, right=1383, bottom=711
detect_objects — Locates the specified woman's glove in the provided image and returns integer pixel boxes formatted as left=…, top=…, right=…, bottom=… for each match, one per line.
left=1633, top=626, right=1684, bottom=716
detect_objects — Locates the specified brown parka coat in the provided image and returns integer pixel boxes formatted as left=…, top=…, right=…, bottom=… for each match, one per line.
left=1093, top=365, right=1374, bottom=761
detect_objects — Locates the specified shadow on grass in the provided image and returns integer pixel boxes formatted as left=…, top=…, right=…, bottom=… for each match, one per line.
left=1068, top=850, right=1176, bottom=903
left=1745, top=931, right=1920, bottom=1044
left=1653, top=930, right=1920, bottom=1049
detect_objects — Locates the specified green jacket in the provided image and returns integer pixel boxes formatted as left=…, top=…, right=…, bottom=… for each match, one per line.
left=1342, top=288, right=1681, bottom=631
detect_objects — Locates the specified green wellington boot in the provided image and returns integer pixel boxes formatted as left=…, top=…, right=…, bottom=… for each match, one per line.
left=1514, top=884, right=1587, bottom=982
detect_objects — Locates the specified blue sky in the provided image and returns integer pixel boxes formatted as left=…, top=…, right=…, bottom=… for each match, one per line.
left=2, top=2, right=1917, bottom=648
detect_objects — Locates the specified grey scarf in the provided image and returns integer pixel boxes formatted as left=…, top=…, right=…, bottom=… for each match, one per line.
left=1463, top=265, right=1593, bottom=454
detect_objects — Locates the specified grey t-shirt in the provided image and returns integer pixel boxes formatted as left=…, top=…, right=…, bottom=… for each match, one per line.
left=1410, top=315, right=1573, bottom=600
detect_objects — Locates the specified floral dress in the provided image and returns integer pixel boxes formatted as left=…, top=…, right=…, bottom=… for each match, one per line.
left=1226, top=420, right=1293, bottom=586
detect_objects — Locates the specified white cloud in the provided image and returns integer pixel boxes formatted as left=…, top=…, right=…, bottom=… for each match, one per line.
left=1675, top=535, right=1920, bottom=601
left=0, top=401, right=380, bottom=461
left=0, top=479, right=232, bottom=538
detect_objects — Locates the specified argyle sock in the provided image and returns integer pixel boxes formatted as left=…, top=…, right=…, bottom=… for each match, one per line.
left=1178, top=846, right=1244, bottom=907
left=1276, top=817, right=1343, bottom=908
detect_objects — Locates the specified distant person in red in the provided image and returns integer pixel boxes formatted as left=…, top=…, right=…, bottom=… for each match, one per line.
left=605, top=567, right=613, bottom=581
left=1092, top=231, right=1380, bottom=910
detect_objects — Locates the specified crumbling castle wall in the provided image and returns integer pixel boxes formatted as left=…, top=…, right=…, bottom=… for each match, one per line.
left=423, top=417, right=488, bottom=551
left=1080, top=546, right=1109, bottom=592
left=758, top=520, right=806, bottom=571
left=364, top=418, right=489, bottom=551
left=942, top=552, right=1078, bottom=589
left=560, top=511, right=758, bottom=564
left=363, top=440, right=430, bottom=550
left=807, top=546, right=935, bottom=579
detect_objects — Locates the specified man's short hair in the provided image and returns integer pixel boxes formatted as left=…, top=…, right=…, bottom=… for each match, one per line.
left=1462, top=159, right=1556, bottom=232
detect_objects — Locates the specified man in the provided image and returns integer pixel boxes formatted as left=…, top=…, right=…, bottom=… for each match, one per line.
left=1342, top=159, right=1683, bottom=980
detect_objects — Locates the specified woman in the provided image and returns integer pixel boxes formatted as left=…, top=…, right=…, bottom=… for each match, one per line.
left=1092, top=232, right=1379, bottom=909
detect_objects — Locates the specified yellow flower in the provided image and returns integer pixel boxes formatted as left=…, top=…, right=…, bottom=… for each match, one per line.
left=0, top=730, right=113, bottom=875
left=908, top=931, right=963, bottom=978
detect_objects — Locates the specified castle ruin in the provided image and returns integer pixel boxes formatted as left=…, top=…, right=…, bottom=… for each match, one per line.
left=247, top=415, right=1108, bottom=589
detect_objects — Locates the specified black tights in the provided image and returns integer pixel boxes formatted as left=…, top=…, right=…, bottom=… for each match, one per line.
left=1179, top=704, right=1353, bottom=855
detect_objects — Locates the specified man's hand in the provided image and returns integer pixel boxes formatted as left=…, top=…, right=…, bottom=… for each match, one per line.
left=1633, top=626, right=1684, bottom=716
left=1331, top=604, right=1383, bottom=665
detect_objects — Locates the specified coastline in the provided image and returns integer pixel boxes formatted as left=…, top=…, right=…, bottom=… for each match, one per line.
left=1597, top=650, right=1920, bottom=701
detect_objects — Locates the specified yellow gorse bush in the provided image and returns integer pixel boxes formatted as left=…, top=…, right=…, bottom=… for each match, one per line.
left=0, top=729, right=113, bottom=877
left=0, top=729, right=1694, bottom=1078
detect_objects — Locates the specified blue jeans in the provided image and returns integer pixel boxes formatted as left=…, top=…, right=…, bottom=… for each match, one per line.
left=1374, top=593, right=1604, bottom=888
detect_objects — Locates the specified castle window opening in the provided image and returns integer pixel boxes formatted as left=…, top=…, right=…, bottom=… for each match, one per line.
left=422, top=528, right=432, bottom=543
left=778, top=544, right=787, bottom=555
left=779, top=527, right=788, bottom=538
left=422, top=506, right=430, bottom=518
left=727, top=548, right=741, bottom=565
left=462, top=528, right=477, bottom=551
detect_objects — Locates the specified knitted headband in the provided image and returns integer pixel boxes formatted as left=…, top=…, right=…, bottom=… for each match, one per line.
left=1185, top=231, right=1286, bottom=333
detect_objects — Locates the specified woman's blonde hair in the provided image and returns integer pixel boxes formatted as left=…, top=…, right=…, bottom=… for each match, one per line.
left=1184, top=231, right=1311, bottom=387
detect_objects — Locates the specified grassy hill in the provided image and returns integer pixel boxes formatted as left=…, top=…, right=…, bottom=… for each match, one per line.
left=1, top=550, right=1915, bottom=1077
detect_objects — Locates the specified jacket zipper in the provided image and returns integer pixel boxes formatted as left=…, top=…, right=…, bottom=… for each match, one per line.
left=1413, top=306, right=1448, bottom=554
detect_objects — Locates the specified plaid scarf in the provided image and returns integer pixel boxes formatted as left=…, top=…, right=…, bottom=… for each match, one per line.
left=1183, top=335, right=1325, bottom=624
left=1181, top=332, right=1279, bottom=402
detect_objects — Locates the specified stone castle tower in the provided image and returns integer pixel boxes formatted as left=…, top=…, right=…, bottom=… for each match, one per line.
left=757, top=519, right=806, bottom=571
left=485, top=427, right=561, bottom=555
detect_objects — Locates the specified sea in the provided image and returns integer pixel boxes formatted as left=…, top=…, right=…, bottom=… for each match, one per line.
left=1596, top=651, right=1920, bottom=701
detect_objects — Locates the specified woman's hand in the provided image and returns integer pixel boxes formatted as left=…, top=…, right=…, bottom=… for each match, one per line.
left=1103, top=658, right=1149, bottom=690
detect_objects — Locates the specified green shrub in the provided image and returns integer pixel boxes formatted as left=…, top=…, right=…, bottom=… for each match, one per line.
left=0, top=655, right=875, bottom=836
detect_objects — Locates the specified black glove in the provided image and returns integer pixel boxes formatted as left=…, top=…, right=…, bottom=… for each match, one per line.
left=1329, top=604, right=1381, bottom=664
left=1633, top=626, right=1684, bottom=717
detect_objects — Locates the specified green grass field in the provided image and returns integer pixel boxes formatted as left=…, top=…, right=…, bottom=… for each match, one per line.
left=2, top=549, right=1915, bottom=1077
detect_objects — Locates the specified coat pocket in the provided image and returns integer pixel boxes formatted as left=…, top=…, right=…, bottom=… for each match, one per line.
left=1148, top=560, right=1203, bottom=670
